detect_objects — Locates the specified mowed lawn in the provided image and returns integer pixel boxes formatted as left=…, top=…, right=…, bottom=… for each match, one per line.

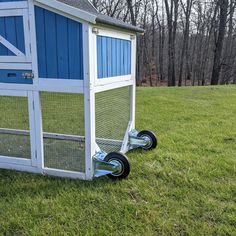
left=0, top=86, right=235, bottom=235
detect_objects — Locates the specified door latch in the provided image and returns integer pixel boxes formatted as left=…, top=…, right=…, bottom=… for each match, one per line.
left=22, top=72, right=34, bottom=79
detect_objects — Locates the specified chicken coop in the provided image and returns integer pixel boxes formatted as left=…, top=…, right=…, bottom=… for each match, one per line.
left=0, top=0, right=157, bottom=180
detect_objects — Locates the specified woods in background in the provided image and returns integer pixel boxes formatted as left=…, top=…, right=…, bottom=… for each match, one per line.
left=92, top=0, right=236, bottom=86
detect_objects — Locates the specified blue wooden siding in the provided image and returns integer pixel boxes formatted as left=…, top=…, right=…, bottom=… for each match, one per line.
left=0, top=16, right=25, bottom=55
left=35, top=6, right=84, bottom=80
left=0, top=70, right=33, bottom=84
left=0, top=0, right=25, bottom=2
left=97, top=36, right=131, bottom=79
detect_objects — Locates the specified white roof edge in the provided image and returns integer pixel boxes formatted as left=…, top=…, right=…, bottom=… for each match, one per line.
left=34, top=0, right=97, bottom=24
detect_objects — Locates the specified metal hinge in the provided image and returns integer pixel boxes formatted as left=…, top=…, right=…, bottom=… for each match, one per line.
left=22, top=72, right=34, bottom=79
left=130, top=35, right=135, bottom=40
left=92, top=27, right=99, bottom=34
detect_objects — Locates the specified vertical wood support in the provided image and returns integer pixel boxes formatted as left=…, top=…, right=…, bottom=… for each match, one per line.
left=33, top=91, right=44, bottom=170
left=83, top=23, right=96, bottom=180
left=28, top=0, right=39, bottom=85
left=28, top=0, right=44, bottom=170
left=130, top=35, right=137, bottom=130
left=28, top=91, right=37, bottom=166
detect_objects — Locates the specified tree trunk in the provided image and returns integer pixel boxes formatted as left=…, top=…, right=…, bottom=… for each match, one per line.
left=126, top=0, right=136, bottom=26
left=211, top=0, right=229, bottom=85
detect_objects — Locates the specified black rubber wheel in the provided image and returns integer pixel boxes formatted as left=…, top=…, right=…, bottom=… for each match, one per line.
left=104, top=152, right=131, bottom=180
left=137, top=130, right=158, bottom=150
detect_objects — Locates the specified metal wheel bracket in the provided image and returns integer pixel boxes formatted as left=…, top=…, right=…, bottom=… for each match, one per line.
left=93, top=151, right=122, bottom=177
left=128, top=129, right=152, bottom=150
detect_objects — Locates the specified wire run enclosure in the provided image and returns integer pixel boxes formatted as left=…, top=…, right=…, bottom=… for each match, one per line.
left=0, top=0, right=137, bottom=180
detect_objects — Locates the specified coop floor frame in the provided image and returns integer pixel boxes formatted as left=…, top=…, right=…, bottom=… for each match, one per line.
left=0, top=84, right=135, bottom=180
left=0, top=0, right=136, bottom=180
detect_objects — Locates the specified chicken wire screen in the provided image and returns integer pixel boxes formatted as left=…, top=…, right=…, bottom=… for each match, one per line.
left=0, top=96, right=31, bottom=159
left=95, top=86, right=131, bottom=153
left=41, top=93, right=85, bottom=172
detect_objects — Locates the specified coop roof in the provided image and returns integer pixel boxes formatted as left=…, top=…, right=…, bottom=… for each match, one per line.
left=35, top=0, right=144, bottom=33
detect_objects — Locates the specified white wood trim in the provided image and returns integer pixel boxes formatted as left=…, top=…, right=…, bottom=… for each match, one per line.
left=92, top=28, right=98, bottom=86
left=38, top=79, right=84, bottom=93
left=43, top=168, right=86, bottom=180
left=28, top=0, right=40, bottom=86
left=96, top=27, right=135, bottom=40
left=33, top=2, right=87, bottom=25
left=28, top=91, right=37, bottom=167
left=130, top=36, right=137, bottom=129
left=34, top=0, right=96, bottom=24
left=84, top=23, right=96, bottom=180
left=23, top=8, right=32, bottom=62
left=0, top=162, right=42, bottom=174
left=0, top=56, right=31, bottom=63
left=36, top=84, right=84, bottom=93
left=94, top=79, right=134, bottom=93
left=0, top=2, right=28, bottom=10
left=0, top=83, right=84, bottom=94
left=0, top=164, right=86, bottom=179
left=94, top=28, right=133, bottom=87
left=38, top=78, right=84, bottom=87
left=0, top=63, right=32, bottom=70
left=0, top=35, right=24, bottom=56
left=0, top=7, right=32, bottom=65
left=95, top=75, right=132, bottom=87
left=0, top=9, right=23, bottom=17
left=0, top=89, right=27, bottom=97
left=0, top=156, right=31, bottom=166
left=33, top=91, right=44, bottom=169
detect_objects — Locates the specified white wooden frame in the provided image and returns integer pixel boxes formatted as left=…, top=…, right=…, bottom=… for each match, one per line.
left=83, top=23, right=96, bottom=180
left=0, top=7, right=31, bottom=64
left=0, top=0, right=137, bottom=181
left=0, top=89, right=37, bottom=168
left=93, top=27, right=135, bottom=88
left=34, top=0, right=96, bottom=24
left=0, top=2, right=28, bottom=10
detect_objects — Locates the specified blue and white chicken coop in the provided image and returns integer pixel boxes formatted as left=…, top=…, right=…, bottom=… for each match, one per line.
left=0, top=0, right=157, bottom=180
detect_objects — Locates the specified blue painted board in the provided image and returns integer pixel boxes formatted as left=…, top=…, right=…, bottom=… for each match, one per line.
left=97, top=36, right=131, bottom=79
left=35, top=7, right=47, bottom=77
left=44, top=10, right=58, bottom=78
left=35, top=6, right=84, bottom=80
left=0, top=70, right=33, bottom=84
left=0, top=0, right=25, bottom=2
left=0, top=16, right=25, bottom=55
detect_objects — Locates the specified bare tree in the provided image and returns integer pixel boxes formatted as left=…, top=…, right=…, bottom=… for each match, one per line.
left=211, top=0, right=229, bottom=85
left=93, top=0, right=236, bottom=87
left=164, top=0, right=179, bottom=86
left=178, top=0, right=194, bottom=86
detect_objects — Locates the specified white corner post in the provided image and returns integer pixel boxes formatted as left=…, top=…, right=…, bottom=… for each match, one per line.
left=130, top=34, right=137, bottom=130
left=83, top=23, right=97, bottom=180
left=28, top=0, right=44, bottom=171
left=32, top=92, right=44, bottom=171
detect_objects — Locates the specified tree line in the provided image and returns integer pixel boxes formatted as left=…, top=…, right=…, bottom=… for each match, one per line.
left=92, top=0, right=236, bottom=86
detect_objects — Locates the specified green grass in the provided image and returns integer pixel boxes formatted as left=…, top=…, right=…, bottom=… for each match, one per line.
left=0, top=86, right=235, bottom=235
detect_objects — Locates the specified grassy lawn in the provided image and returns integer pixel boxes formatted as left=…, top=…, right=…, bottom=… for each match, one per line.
left=0, top=86, right=235, bottom=235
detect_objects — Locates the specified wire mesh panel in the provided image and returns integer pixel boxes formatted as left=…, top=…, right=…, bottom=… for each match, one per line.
left=0, top=96, right=31, bottom=159
left=41, top=93, right=85, bottom=172
left=95, top=86, right=131, bottom=153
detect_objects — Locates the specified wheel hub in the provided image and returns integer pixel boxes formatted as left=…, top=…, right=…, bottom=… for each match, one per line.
left=141, top=135, right=153, bottom=149
left=109, top=159, right=124, bottom=176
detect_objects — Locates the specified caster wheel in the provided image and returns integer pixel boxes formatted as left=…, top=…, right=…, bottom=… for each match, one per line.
left=104, top=152, right=131, bottom=180
left=137, top=130, right=157, bottom=150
